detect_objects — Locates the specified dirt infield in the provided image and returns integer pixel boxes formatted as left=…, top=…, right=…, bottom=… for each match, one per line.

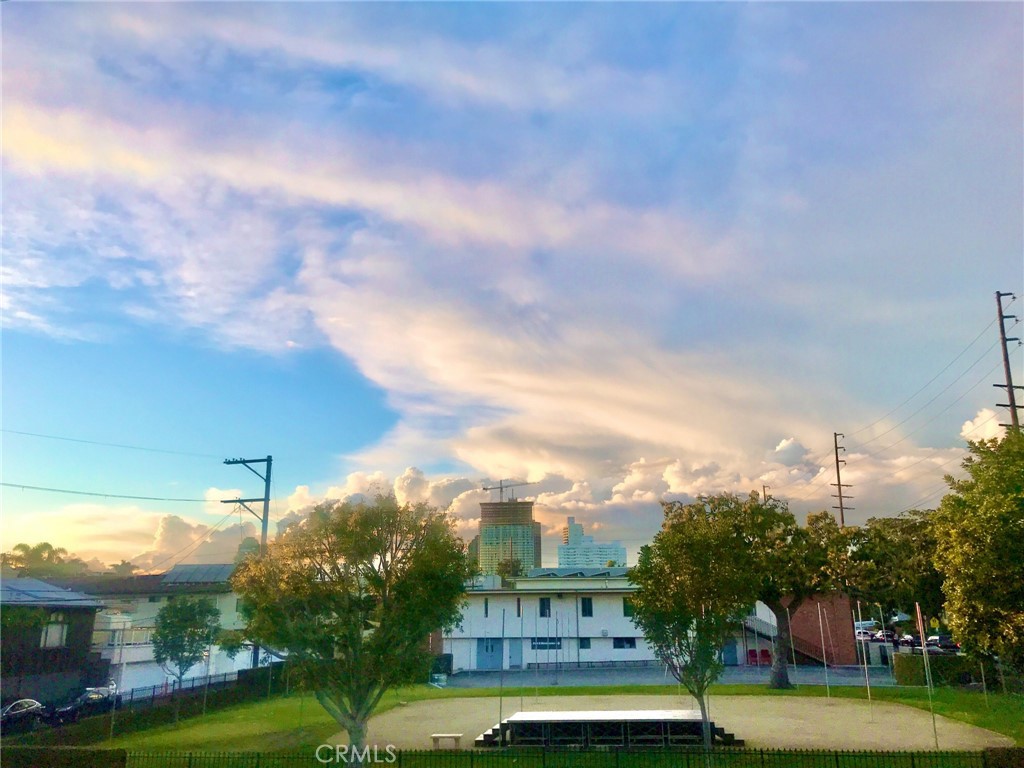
left=346, top=694, right=1014, bottom=751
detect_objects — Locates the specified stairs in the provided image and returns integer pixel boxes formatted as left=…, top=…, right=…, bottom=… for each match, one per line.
left=713, top=725, right=744, bottom=746
left=474, top=723, right=504, bottom=747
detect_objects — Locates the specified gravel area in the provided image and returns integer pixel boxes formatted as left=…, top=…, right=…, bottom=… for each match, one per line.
left=331, top=694, right=1014, bottom=752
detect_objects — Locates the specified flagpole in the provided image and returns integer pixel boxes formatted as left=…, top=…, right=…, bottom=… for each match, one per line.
left=916, top=602, right=940, bottom=749
left=817, top=602, right=830, bottom=699
left=857, top=601, right=873, bottom=721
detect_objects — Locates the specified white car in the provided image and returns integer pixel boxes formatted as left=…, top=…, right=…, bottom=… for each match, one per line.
left=855, top=629, right=874, bottom=641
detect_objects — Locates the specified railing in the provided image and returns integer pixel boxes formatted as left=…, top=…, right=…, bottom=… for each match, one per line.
left=118, top=672, right=239, bottom=709
left=120, top=748, right=991, bottom=768
left=3, top=746, right=1012, bottom=768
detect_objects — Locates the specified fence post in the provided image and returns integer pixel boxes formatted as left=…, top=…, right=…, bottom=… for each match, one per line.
left=834, top=750, right=840, bottom=768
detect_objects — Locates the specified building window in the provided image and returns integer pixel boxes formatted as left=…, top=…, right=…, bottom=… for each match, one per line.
left=516, top=597, right=521, bottom=618
left=613, top=637, right=637, bottom=650
left=40, top=612, right=68, bottom=649
left=581, top=597, right=593, bottom=617
left=484, top=598, right=489, bottom=618
left=531, top=637, right=562, bottom=650
left=579, top=637, right=591, bottom=650
left=623, top=597, right=635, bottom=618
left=539, top=597, right=551, bottom=618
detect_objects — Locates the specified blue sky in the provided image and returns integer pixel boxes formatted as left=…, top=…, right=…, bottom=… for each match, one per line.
left=2, top=2, right=1021, bottom=569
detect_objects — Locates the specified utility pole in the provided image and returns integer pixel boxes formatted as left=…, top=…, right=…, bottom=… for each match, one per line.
left=222, top=456, right=273, bottom=556
left=831, top=433, right=853, bottom=527
left=994, top=291, right=1022, bottom=431
left=223, top=455, right=273, bottom=670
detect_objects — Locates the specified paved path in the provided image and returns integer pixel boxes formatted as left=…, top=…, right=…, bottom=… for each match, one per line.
left=446, top=664, right=898, bottom=689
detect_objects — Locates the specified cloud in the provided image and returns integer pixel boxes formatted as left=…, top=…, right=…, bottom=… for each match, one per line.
left=960, top=408, right=1006, bottom=442
left=771, top=438, right=809, bottom=467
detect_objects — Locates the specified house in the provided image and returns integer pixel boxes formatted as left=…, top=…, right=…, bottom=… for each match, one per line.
left=55, top=563, right=256, bottom=690
left=443, top=568, right=858, bottom=672
left=1, top=573, right=110, bottom=705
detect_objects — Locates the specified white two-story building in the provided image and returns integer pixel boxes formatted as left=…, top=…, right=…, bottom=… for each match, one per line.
left=444, top=568, right=657, bottom=672
left=442, top=568, right=797, bottom=673
left=60, top=563, right=256, bottom=691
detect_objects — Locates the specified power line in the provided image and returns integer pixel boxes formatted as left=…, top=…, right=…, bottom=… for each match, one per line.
left=0, top=482, right=218, bottom=503
left=848, top=317, right=998, bottom=436
left=142, top=508, right=241, bottom=573
left=850, top=337, right=1004, bottom=450
left=847, top=357, right=1007, bottom=463
left=0, top=429, right=221, bottom=459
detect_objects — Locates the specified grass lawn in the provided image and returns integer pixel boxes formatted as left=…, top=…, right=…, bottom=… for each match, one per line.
left=94, top=684, right=1022, bottom=752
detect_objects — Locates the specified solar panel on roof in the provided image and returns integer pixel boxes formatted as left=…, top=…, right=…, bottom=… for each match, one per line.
left=161, top=563, right=234, bottom=584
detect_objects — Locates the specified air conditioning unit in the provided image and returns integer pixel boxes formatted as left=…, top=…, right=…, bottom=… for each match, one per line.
left=601, top=630, right=609, bottom=637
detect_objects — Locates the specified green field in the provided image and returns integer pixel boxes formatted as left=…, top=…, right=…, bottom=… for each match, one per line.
left=7, top=683, right=1021, bottom=753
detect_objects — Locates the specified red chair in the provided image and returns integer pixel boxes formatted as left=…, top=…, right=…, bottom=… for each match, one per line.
left=747, top=649, right=758, bottom=665
left=759, top=649, right=772, bottom=665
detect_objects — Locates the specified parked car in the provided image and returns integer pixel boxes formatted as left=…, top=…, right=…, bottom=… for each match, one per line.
left=912, top=645, right=948, bottom=655
left=0, top=699, right=47, bottom=733
left=873, top=630, right=897, bottom=643
left=855, top=629, right=875, bottom=641
left=900, top=634, right=922, bottom=647
left=48, top=687, right=121, bottom=726
left=926, top=634, right=960, bottom=652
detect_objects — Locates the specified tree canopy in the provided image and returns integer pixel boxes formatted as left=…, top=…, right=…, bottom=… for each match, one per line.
left=231, top=494, right=469, bottom=750
left=1, top=542, right=91, bottom=579
left=629, top=495, right=758, bottom=747
left=844, top=510, right=944, bottom=619
left=934, top=432, right=1024, bottom=672
left=152, top=596, right=221, bottom=706
left=717, top=493, right=840, bottom=688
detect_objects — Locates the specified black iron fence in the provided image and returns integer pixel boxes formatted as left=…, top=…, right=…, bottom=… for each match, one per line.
left=118, top=672, right=240, bottom=710
left=5, top=747, right=1018, bottom=768
left=122, top=748, right=995, bottom=768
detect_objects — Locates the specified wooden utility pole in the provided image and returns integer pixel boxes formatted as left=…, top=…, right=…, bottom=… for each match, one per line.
left=831, top=433, right=853, bottom=527
left=994, top=291, right=1022, bottom=431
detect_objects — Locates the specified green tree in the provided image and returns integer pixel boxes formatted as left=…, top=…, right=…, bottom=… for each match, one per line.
left=629, top=496, right=758, bottom=748
left=1, top=542, right=91, bottom=579
left=108, top=560, right=140, bottom=578
left=729, top=494, right=839, bottom=689
left=495, top=557, right=523, bottom=587
left=933, top=432, right=1024, bottom=672
left=845, top=510, right=944, bottom=620
left=234, top=536, right=261, bottom=564
left=153, top=596, right=221, bottom=720
left=231, top=494, right=469, bottom=751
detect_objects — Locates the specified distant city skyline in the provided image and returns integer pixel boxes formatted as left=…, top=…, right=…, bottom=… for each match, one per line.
left=2, top=3, right=1021, bottom=569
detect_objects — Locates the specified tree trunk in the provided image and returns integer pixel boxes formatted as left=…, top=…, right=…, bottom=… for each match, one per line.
left=346, top=717, right=368, bottom=755
left=316, top=690, right=369, bottom=753
left=767, top=598, right=799, bottom=689
left=695, top=689, right=712, bottom=750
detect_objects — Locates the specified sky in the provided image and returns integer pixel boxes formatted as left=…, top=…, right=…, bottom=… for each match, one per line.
left=2, top=2, right=1022, bottom=571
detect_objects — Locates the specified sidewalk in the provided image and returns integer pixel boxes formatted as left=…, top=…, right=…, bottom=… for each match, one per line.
left=446, top=664, right=898, bottom=689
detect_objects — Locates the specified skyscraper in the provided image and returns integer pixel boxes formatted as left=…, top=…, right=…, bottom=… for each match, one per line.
left=558, top=516, right=626, bottom=568
left=476, top=500, right=542, bottom=575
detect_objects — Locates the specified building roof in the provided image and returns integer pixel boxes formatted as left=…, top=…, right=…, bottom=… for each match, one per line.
left=524, top=567, right=629, bottom=578
left=0, top=575, right=103, bottom=609
left=161, top=563, right=235, bottom=584
left=52, top=563, right=237, bottom=596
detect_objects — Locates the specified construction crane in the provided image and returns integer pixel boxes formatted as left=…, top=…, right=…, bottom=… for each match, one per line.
left=481, top=479, right=538, bottom=502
